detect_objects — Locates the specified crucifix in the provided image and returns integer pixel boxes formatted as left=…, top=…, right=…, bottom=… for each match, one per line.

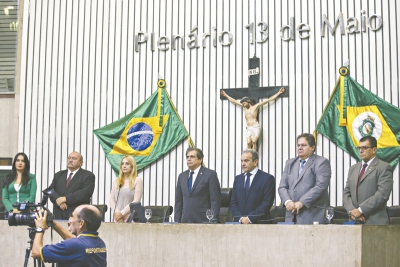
left=220, top=56, right=289, bottom=150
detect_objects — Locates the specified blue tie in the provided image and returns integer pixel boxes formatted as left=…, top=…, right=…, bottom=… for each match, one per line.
left=188, top=171, right=194, bottom=193
left=298, top=160, right=306, bottom=177
left=245, top=173, right=251, bottom=197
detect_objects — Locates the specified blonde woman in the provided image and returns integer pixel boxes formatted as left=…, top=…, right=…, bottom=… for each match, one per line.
left=109, top=156, right=143, bottom=222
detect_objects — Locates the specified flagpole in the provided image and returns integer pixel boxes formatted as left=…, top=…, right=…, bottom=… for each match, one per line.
left=157, top=79, right=196, bottom=148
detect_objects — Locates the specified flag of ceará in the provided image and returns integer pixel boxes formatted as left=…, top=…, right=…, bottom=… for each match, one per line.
left=94, top=80, right=189, bottom=173
left=316, top=67, right=400, bottom=167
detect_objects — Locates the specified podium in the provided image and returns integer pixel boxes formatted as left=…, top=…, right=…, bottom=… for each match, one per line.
left=1, top=221, right=399, bottom=266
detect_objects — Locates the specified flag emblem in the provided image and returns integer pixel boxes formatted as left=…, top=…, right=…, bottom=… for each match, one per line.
left=316, top=67, right=400, bottom=167
left=94, top=80, right=190, bottom=173
left=356, top=113, right=378, bottom=138
left=128, top=123, right=154, bottom=151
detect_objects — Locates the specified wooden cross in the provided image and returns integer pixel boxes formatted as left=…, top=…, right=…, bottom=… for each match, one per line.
left=220, top=56, right=289, bottom=101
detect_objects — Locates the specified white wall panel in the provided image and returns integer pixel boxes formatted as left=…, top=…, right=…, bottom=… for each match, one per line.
left=18, top=0, right=400, bottom=221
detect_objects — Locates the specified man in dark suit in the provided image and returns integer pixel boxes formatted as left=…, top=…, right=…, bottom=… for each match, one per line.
left=230, top=149, right=275, bottom=224
left=174, top=147, right=221, bottom=223
left=278, top=133, right=331, bottom=224
left=343, top=136, right=393, bottom=224
left=49, top=151, right=95, bottom=219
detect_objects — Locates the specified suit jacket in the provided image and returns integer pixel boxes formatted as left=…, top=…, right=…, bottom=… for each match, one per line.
left=278, top=154, right=331, bottom=224
left=230, top=169, right=275, bottom=223
left=343, top=157, right=393, bottom=225
left=49, top=168, right=95, bottom=219
left=174, top=166, right=221, bottom=223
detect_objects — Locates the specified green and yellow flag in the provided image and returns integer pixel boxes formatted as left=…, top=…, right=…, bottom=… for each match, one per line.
left=94, top=80, right=190, bottom=173
left=316, top=67, right=400, bottom=167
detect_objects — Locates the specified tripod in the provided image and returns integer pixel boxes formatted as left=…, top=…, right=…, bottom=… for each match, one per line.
left=24, top=227, right=45, bottom=267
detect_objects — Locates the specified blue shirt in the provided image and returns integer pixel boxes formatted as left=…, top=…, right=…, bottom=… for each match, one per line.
left=41, top=231, right=107, bottom=267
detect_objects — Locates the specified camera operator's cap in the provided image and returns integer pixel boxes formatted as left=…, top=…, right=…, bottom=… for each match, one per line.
left=240, top=96, right=255, bottom=104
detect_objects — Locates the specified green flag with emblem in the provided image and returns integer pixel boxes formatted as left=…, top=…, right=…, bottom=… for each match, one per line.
left=316, top=67, right=400, bottom=167
left=94, top=80, right=192, bottom=174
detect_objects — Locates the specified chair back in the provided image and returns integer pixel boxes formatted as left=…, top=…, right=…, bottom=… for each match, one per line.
left=331, top=206, right=349, bottom=224
left=93, top=204, right=108, bottom=222
left=144, top=206, right=173, bottom=223
left=271, top=206, right=286, bottom=223
left=0, top=204, right=6, bottom=220
left=387, top=206, right=400, bottom=224
left=219, top=188, right=232, bottom=223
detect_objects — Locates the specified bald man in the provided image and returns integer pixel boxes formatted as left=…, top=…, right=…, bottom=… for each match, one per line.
left=49, top=151, right=96, bottom=219
left=32, top=205, right=107, bottom=267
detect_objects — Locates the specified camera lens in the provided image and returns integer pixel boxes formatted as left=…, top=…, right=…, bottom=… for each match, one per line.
left=8, top=212, right=37, bottom=227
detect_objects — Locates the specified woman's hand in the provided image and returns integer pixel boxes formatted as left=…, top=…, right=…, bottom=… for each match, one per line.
left=114, top=211, right=123, bottom=222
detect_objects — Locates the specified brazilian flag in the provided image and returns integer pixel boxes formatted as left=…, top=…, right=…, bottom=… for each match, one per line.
left=94, top=80, right=189, bottom=173
left=316, top=67, right=400, bottom=167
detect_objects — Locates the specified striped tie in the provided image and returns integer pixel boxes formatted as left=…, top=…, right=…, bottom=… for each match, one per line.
left=66, top=172, right=73, bottom=187
left=298, top=160, right=306, bottom=178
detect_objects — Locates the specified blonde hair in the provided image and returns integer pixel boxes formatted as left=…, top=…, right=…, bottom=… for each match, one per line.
left=116, top=156, right=137, bottom=190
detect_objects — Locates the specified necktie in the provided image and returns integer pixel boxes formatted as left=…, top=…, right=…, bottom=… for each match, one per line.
left=188, top=171, right=194, bottom=193
left=245, top=173, right=251, bottom=197
left=356, top=163, right=368, bottom=201
left=66, top=172, right=73, bottom=187
left=298, top=160, right=306, bottom=177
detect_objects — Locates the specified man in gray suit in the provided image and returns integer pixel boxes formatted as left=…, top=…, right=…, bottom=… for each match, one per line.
left=174, top=147, right=221, bottom=223
left=343, top=136, right=393, bottom=224
left=278, top=133, right=331, bottom=224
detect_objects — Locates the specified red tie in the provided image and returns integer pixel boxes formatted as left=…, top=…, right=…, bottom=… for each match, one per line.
left=66, top=173, right=73, bottom=187
left=356, top=163, right=368, bottom=201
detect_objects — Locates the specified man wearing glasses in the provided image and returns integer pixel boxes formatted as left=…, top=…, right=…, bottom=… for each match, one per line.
left=31, top=205, right=107, bottom=266
left=343, top=136, right=393, bottom=224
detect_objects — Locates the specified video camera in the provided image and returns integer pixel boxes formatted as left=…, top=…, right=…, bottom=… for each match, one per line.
left=8, top=187, right=54, bottom=228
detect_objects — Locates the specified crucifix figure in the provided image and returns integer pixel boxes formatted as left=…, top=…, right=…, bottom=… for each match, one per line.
left=220, top=56, right=289, bottom=150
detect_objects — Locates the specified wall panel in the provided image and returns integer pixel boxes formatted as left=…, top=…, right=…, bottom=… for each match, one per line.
left=18, top=0, right=400, bottom=221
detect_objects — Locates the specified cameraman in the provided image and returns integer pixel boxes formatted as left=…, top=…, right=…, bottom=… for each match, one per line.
left=31, top=205, right=107, bottom=267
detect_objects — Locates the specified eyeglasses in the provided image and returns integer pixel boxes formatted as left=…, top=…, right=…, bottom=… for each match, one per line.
left=356, top=146, right=372, bottom=151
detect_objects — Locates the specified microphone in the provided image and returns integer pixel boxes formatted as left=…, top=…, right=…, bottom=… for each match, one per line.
left=293, top=213, right=297, bottom=224
left=148, top=214, right=172, bottom=223
left=231, top=213, right=267, bottom=223
left=314, top=206, right=349, bottom=216
left=313, top=206, right=365, bottom=224
left=231, top=214, right=297, bottom=224
left=113, top=184, right=122, bottom=218
left=259, top=216, right=300, bottom=224
left=127, top=209, right=136, bottom=223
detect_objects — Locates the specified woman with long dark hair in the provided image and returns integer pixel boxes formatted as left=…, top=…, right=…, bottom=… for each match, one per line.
left=2, top=152, right=37, bottom=213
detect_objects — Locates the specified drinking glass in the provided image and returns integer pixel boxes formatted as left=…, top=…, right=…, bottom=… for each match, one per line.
left=326, top=208, right=334, bottom=224
left=206, top=209, right=214, bottom=222
left=145, top=209, right=152, bottom=223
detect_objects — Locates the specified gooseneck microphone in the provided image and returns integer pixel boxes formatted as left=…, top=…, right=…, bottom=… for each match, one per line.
left=113, top=183, right=122, bottom=219
left=313, top=206, right=350, bottom=215
left=313, top=206, right=365, bottom=224
left=231, top=213, right=266, bottom=223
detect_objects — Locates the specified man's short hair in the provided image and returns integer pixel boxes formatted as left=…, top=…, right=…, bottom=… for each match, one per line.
left=78, top=207, right=102, bottom=232
left=297, top=133, right=316, bottom=147
left=243, top=149, right=259, bottom=161
left=359, top=136, right=377, bottom=148
left=186, top=147, right=204, bottom=160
